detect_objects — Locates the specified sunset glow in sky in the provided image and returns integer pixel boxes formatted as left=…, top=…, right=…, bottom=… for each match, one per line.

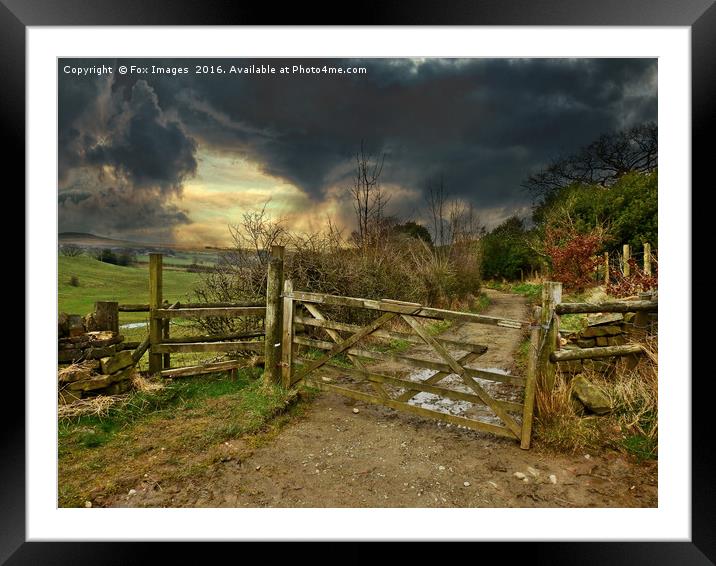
left=58, top=58, right=657, bottom=245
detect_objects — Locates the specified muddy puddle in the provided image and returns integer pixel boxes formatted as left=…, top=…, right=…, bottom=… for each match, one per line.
left=403, top=365, right=522, bottom=425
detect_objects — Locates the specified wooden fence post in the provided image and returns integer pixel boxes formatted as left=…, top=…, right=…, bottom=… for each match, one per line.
left=263, top=245, right=285, bottom=385
left=603, top=252, right=609, bottom=286
left=281, top=279, right=294, bottom=388
left=94, top=301, right=119, bottom=333
left=520, top=322, right=541, bottom=449
left=644, top=242, right=652, bottom=277
left=162, top=317, right=171, bottom=370
left=623, top=244, right=631, bottom=277
left=149, top=253, right=163, bottom=374
left=539, top=281, right=562, bottom=391
left=632, top=291, right=653, bottom=339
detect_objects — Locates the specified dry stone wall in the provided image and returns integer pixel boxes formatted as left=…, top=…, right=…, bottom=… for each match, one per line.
left=58, top=308, right=139, bottom=404
left=556, top=310, right=657, bottom=377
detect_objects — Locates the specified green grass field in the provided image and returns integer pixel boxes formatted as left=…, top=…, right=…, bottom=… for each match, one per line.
left=58, top=256, right=204, bottom=323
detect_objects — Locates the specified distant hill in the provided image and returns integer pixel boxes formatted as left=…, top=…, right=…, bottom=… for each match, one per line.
left=59, top=232, right=141, bottom=247
left=58, top=232, right=220, bottom=252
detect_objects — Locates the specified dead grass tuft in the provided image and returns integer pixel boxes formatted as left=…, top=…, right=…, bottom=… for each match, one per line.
left=58, top=394, right=131, bottom=420
left=131, top=372, right=165, bottom=393
left=535, top=333, right=657, bottom=458
left=534, top=373, right=603, bottom=453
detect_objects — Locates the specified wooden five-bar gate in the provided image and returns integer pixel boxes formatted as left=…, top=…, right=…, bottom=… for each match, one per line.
left=280, top=281, right=542, bottom=448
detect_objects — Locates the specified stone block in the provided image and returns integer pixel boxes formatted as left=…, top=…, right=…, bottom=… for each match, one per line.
left=85, top=345, right=118, bottom=359
left=570, top=374, right=612, bottom=415
left=581, top=327, right=608, bottom=338
left=100, top=350, right=134, bottom=374
left=58, top=363, right=97, bottom=383
left=58, top=349, right=83, bottom=363
left=67, top=374, right=113, bottom=391
left=109, top=366, right=136, bottom=383
left=586, top=313, right=624, bottom=326
left=103, top=379, right=134, bottom=395
left=58, top=312, right=70, bottom=337
left=601, top=325, right=624, bottom=336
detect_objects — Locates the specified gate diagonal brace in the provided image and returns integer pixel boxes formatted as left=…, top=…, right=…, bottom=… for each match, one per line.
left=401, top=314, right=522, bottom=439
left=291, top=311, right=397, bottom=384
left=303, top=303, right=389, bottom=400
left=394, top=350, right=481, bottom=403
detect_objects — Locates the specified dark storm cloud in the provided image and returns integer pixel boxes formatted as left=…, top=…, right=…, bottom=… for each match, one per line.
left=58, top=67, right=197, bottom=238
left=58, top=57, right=656, bottom=236
left=59, top=185, right=191, bottom=238
left=84, top=80, right=197, bottom=192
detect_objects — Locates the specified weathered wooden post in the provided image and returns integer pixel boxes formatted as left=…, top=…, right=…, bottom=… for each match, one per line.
left=632, top=290, right=653, bottom=339
left=623, top=244, right=631, bottom=277
left=94, top=301, right=119, bottom=333
left=263, top=245, right=285, bottom=385
left=538, top=281, right=562, bottom=391
left=644, top=242, right=652, bottom=277
left=603, top=252, right=609, bottom=286
left=162, top=317, right=171, bottom=370
left=520, top=321, right=541, bottom=449
left=148, top=253, right=163, bottom=374
left=281, top=279, right=294, bottom=388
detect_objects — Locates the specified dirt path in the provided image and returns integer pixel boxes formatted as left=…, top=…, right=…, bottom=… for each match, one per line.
left=109, top=289, right=656, bottom=508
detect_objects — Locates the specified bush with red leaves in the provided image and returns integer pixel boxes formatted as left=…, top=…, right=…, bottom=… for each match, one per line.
left=544, top=225, right=604, bottom=291
left=607, top=257, right=658, bottom=298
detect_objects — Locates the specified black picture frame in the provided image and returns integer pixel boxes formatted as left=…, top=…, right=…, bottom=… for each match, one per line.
left=7, top=0, right=708, bottom=562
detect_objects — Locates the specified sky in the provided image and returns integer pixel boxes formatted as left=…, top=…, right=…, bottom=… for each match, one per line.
left=57, top=58, right=657, bottom=246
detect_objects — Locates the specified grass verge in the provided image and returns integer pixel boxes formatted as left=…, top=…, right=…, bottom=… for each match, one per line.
left=58, top=368, right=309, bottom=507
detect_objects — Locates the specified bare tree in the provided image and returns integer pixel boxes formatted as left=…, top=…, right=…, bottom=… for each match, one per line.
left=448, top=200, right=483, bottom=246
left=523, top=122, right=658, bottom=198
left=425, top=175, right=448, bottom=248
left=350, top=140, right=388, bottom=249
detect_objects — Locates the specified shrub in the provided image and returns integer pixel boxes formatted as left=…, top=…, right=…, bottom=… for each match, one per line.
left=543, top=223, right=605, bottom=292
left=91, top=248, right=136, bottom=266
left=480, top=216, right=538, bottom=281
left=607, top=255, right=658, bottom=298
left=60, top=244, right=83, bottom=257
left=192, top=208, right=482, bottom=334
left=532, top=171, right=658, bottom=254
left=69, top=275, right=80, bottom=287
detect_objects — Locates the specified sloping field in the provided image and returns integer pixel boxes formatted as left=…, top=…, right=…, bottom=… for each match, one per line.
left=58, top=256, right=203, bottom=322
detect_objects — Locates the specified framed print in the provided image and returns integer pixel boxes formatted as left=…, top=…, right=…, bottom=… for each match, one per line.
left=7, top=0, right=710, bottom=561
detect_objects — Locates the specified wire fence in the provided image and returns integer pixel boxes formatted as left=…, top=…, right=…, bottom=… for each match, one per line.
left=591, top=244, right=657, bottom=296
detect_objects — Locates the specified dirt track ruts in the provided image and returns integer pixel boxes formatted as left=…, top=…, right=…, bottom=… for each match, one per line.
left=108, top=289, right=656, bottom=508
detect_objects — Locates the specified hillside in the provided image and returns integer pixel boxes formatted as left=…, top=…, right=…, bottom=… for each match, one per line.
left=58, top=256, right=204, bottom=323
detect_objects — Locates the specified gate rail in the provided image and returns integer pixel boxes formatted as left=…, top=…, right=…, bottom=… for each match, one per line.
left=281, top=280, right=541, bottom=448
